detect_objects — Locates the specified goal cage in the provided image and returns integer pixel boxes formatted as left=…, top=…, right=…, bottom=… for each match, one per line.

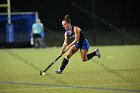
left=0, top=12, right=38, bottom=47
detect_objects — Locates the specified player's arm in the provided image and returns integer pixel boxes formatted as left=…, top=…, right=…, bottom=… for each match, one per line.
left=59, top=32, right=68, bottom=55
left=65, top=26, right=80, bottom=50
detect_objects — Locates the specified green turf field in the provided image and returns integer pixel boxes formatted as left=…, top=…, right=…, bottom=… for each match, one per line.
left=0, top=45, right=140, bottom=93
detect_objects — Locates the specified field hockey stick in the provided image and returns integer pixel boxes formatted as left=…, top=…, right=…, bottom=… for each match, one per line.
left=40, top=50, right=66, bottom=75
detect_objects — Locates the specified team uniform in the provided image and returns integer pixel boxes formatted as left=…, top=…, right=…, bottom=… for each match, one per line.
left=54, top=25, right=101, bottom=74
left=66, top=25, right=89, bottom=50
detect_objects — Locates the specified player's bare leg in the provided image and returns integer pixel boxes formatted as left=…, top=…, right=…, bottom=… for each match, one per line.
left=54, top=45, right=78, bottom=74
left=80, top=49, right=88, bottom=62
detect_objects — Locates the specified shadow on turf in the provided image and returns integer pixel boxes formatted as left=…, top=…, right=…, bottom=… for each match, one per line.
left=5, top=50, right=67, bottom=86
left=44, top=73, right=67, bottom=85
left=90, top=58, right=137, bottom=86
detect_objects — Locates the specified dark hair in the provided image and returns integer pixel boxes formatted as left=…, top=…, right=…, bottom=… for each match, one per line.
left=63, top=15, right=71, bottom=23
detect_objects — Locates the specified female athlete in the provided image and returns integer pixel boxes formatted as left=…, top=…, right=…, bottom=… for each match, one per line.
left=54, top=15, right=101, bottom=74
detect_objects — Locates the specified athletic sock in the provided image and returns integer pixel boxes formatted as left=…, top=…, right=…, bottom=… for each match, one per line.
left=87, top=51, right=96, bottom=60
left=60, top=58, right=69, bottom=72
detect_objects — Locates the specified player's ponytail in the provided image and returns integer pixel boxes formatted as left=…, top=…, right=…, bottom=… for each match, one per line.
left=63, top=15, right=71, bottom=23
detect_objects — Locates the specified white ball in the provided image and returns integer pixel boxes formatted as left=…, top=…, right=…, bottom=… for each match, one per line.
left=42, top=72, right=45, bottom=75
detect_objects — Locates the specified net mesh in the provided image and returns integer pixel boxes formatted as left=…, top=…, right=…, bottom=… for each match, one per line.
left=0, top=12, right=37, bottom=43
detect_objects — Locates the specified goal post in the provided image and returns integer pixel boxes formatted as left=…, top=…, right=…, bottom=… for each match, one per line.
left=0, top=0, right=13, bottom=42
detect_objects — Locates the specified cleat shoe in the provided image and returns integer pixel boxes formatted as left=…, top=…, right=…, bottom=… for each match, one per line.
left=94, top=48, right=101, bottom=58
left=54, top=69, right=62, bottom=74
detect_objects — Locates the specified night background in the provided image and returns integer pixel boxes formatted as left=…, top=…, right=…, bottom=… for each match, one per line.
left=1, top=0, right=139, bottom=29
left=0, top=0, right=140, bottom=47
left=1, top=0, right=140, bottom=29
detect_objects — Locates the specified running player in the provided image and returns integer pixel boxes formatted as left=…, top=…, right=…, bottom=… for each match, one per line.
left=54, top=15, right=101, bottom=74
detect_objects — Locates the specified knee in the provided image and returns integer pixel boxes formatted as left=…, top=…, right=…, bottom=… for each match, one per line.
left=66, top=54, right=71, bottom=59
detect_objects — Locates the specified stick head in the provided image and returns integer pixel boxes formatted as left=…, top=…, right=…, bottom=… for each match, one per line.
left=40, top=71, right=43, bottom=75
left=40, top=71, right=45, bottom=75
